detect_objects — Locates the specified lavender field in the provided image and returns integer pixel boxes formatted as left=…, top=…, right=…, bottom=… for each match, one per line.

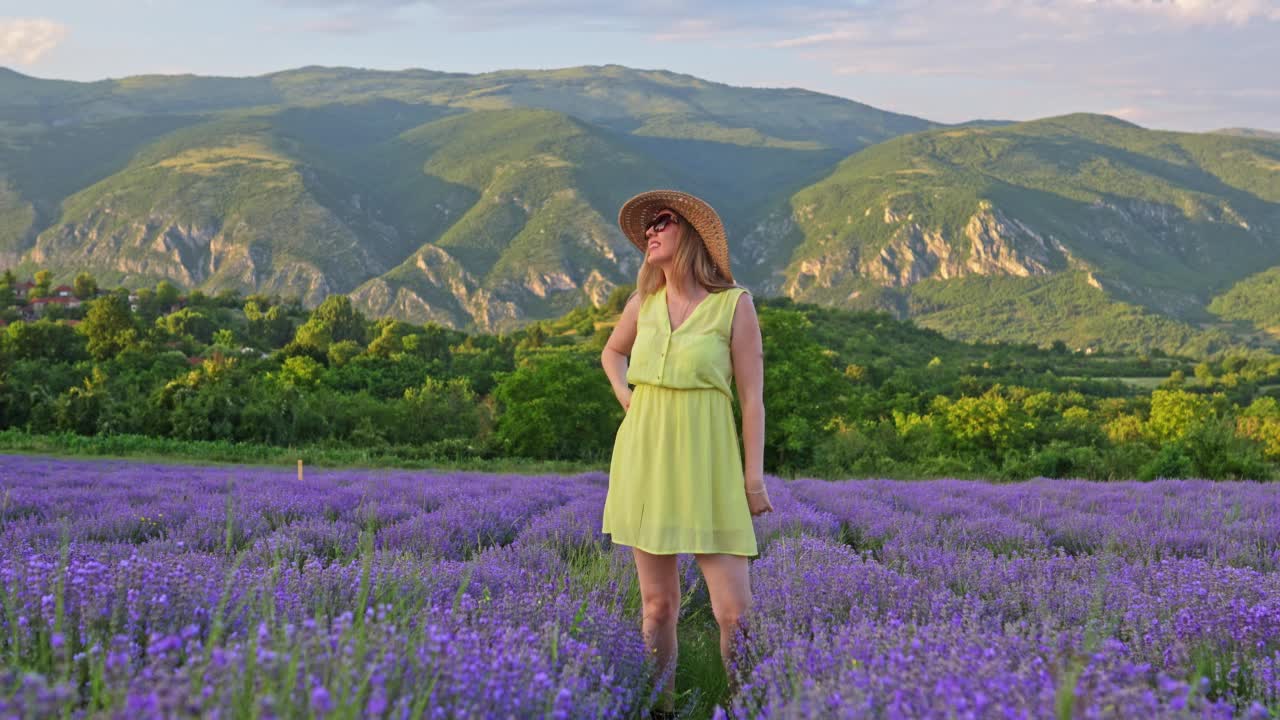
left=1, top=455, right=1279, bottom=719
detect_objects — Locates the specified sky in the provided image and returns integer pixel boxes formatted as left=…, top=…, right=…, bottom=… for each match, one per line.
left=0, top=0, right=1277, bottom=132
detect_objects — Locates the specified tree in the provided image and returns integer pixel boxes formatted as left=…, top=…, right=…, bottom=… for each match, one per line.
left=758, top=308, right=849, bottom=472
left=159, top=308, right=215, bottom=344
left=134, top=287, right=160, bottom=322
left=245, top=300, right=294, bottom=349
left=931, top=384, right=1033, bottom=463
left=1148, top=388, right=1213, bottom=443
left=3, top=319, right=88, bottom=362
left=493, top=351, right=621, bottom=460
left=402, top=323, right=464, bottom=364
left=519, top=324, right=547, bottom=350
left=399, top=376, right=490, bottom=444
left=1181, top=417, right=1273, bottom=480
left=159, top=354, right=247, bottom=441
left=212, top=328, right=236, bottom=349
left=155, top=280, right=181, bottom=309
left=32, top=269, right=52, bottom=299
left=448, top=334, right=516, bottom=396
left=604, top=284, right=635, bottom=313
left=214, top=287, right=242, bottom=308
left=327, top=340, right=362, bottom=368
left=1236, top=397, right=1280, bottom=461
left=81, top=292, right=138, bottom=360
left=73, top=272, right=98, bottom=300
left=1193, top=362, right=1214, bottom=385
left=293, top=295, right=367, bottom=355
left=54, top=366, right=111, bottom=435
left=366, top=320, right=414, bottom=358
left=276, top=356, right=324, bottom=388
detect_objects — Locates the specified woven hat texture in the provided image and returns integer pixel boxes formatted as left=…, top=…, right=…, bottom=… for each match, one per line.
left=618, top=189, right=733, bottom=283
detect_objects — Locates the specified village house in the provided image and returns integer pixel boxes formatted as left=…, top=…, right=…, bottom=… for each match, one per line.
left=12, top=281, right=35, bottom=300
left=5, top=276, right=183, bottom=319
left=24, top=295, right=82, bottom=319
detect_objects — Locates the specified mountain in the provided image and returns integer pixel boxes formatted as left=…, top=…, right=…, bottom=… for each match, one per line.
left=1212, top=128, right=1280, bottom=141
left=2, top=66, right=1280, bottom=357
left=772, top=114, right=1280, bottom=356
left=1208, top=266, right=1280, bottom=342
left=0, top=65, right=931, bottom=330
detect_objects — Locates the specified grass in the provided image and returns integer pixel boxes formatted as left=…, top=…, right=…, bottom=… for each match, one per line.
left=1108, top=376, right=1179, bottom=389
left=675, top=605, right=733, bottom=719
left=0, top=429, right=606, bottom=476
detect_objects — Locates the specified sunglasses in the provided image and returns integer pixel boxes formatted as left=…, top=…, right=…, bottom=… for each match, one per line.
left=645, top=212, right=679, bottom=234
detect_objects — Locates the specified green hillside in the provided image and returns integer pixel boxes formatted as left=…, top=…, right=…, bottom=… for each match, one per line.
left=351, top=108, right=675, bottom=330
left=1213, top=128, right=1280, bottom=141
left=3, top=66, right=1280, bottom=357
left=777, top=113, right=1280, bottom=356
left=0, top=65, right=927, bottom=331
left=23, top=114, right=394, bottom=303
left=1209, top=266, right=1280, bottom=340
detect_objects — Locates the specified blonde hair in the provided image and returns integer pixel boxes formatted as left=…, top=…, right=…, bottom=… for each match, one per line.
left=635, top=211, right=738, bottom=300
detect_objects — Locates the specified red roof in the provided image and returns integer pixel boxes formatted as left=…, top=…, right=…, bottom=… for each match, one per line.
left=15, top=281, right=35, bottom=289
left=54, top=284, right=74, bottom=293
left=29, top=296, right=79, bottom=305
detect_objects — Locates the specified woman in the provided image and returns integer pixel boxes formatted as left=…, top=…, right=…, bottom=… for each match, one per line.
left=600, top=189, right=774, bottom=718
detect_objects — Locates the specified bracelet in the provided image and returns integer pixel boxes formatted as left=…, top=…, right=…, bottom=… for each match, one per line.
left=746, top=488, right=767, bottom=494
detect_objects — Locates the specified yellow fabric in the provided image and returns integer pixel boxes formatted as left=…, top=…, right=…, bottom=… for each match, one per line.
left=602, top=286, right=758, bottom=556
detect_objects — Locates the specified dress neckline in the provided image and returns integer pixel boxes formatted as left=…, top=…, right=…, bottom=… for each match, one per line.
left=662, top=286, right=714, bottom=334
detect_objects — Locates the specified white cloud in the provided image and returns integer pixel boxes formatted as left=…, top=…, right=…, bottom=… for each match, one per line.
left=1079, top=0, right=1280, bottom=26
left=0, top=17, right=68, bottom=65
left=1102, top=105, right=1147, bottom=121
left=649, top=18, right=720, bottom=42
left=768, top=1, right=1280, bottom=130
left=297, top=13, right=402, bottom=33
left=770, top=27, right=867, bottom=49
left=268, top=0, right=1280, bottom=32
left=256, top=0, right=1279, bottom=129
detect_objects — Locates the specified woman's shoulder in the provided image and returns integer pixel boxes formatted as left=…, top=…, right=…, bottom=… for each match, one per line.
left=712, top=286, right=752, bottom=327
left=715, top=285, right=751, bottom=304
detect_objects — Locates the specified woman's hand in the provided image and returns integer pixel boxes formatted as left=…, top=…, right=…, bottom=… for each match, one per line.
left=614, top=384, right=633, bottom=412
left=745, top=485, right=773, bottom=516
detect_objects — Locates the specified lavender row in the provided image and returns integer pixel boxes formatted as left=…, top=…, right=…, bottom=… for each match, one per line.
left=3, top=454, right=1280, bottom=717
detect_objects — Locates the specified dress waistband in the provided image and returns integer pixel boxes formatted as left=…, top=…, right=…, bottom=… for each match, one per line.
left=633, top=383, right=733, bottom=400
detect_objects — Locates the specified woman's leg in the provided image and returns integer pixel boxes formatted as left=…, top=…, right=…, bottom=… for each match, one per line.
left=633, top=547, right=681, bottom=712
left=694, top=553, right=752, bottom=696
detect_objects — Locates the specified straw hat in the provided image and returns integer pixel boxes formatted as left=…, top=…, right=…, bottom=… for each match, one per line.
left=617, top=189, right=734, bottom=283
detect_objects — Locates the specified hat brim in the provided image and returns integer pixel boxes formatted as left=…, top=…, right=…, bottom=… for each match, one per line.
left=617, top=189, right=734, bottom=283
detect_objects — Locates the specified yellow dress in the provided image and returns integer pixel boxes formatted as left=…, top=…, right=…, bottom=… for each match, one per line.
left=601, top=285, right=759, bottom=556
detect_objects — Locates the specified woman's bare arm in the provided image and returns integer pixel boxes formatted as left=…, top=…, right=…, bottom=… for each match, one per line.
left=730, top=292, right=765, bottom=492
left=601, top=292, right=642, bottom=406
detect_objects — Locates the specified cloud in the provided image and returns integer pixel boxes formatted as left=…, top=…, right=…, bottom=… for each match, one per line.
left=267, top=0, right=1280, bottom=32
left=256, top=0, right=1280, bottom=129
left=769, top=27, right=868, bottom=49
left=267, top=0, right=791, bottom=35
left=0, top=17, right=68, bottom=65
left=1102, top=106, right=1147, bottom=121
left=1080, top=0, right=1280, bottom=26
left=746, top=1, right=1277, bottom=130
left=650, top=18, right=723, bottom=42
left=294, top=13, right=403, bottom=33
